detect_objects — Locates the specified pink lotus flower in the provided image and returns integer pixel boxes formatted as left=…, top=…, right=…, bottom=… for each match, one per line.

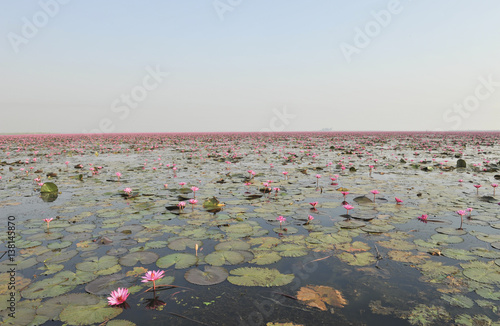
left=191, top=186, right=199, bottom=197
left=456, top=210, right=466, bottom=230
left=179, top=182, right=186, bottom=187
left=43, top=218, right=53, bottom=228
left=307, top=215, right=314, bottom=224
left=142, top=270, right=165, bottom=290
left=277, top=216, right=286, bottom=228
left=474, top=184, right=482, bottom=195
left=123, top=188, right=132, bottom=195
left=343, top=204, right=354, bottom=215
left=189, top=199, right=198, bottom=205
left=341, top=191, right=349, bottom=199
left=395, top=197, right=403, bottom=204
left=107, top=287, right=129, bottom=306
left=282, top=171, right=288, bottom=180
left=178, top=201, right=186, bottom=210
left=309, top=202, right=318, bottom=209
left=371, top=189, right=380, bottom=201
left=492, top=184, right=498, bottom=196
left=418, top=214, right=428, bottom=222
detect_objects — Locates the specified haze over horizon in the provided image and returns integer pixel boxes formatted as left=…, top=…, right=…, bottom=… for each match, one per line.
left=1, top=1, right=499, bottom=134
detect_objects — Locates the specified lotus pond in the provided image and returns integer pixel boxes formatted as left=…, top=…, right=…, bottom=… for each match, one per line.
left=1, top=132, right=500, bottom=326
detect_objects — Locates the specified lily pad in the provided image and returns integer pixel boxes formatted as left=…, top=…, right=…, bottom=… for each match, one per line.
left=118, top=251, right=159, bottom=267
left=227, top=267, right=294, bottom=287
left=40, top=182, right=58, bottom=193
left=184, top=266, right=228, bottom=285
left=156, top=253, right=198, bottom=269
left=205, top=250, right=245, bottom=266
left=59, top=300, right=123, bottom=325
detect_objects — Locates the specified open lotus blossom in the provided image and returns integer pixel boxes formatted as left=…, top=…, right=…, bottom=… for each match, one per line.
left=395, top=197, right=403, bottom=204
left=474, top=184, right=481, bottom=195
left=456, top=210, right=467, bottom=230
left=43, top=218, right=53, bottom=228
left=418, top=214, right=428, bottom=222
left=341, top=191, right=349, bottom=200
left=191, top=186, right=199, bottom=197
left=179, top=182, right=186, bottom=187
left=315, top=174, right=321, bottom=187
left=107, top=287, right=130, bottom=306
left=343, top=204, right=354, bottom=215
left=277, top=216, right=286, bottom=228
left=492, top=183, right=498, bottom=196
left=123, top=187, right=132, bottom=195
left=189, top=199, right=198, bottom=205
left=142, top=270, right=165, bottom=290
left=177, top=201, right=186, bottom=210
left=458, top=179, right=463, bottom=182
left=371, top=189, right=380, bottom=201
left=309, top=202, right=318, bottom=209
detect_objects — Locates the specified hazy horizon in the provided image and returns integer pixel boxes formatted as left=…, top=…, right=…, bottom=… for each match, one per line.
left=1, top=1, right=499, bottom=134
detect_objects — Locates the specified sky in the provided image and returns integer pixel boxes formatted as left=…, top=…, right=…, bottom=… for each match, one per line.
left=1, top=0, right=500, bottom=134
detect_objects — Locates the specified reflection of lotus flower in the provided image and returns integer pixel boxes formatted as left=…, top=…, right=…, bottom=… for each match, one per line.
left=144, top=296, right=166, bottom=310
left=179, top=182, right=186, bottom=187
left=107, top=287, right=129, bottom=306
left=277, top=216, right=286, bottom=228
left=315, top=174, right=321, bottom=187
left=189, top=199, right=198, bottom=205
left=341, top=191, right=349, bottom=200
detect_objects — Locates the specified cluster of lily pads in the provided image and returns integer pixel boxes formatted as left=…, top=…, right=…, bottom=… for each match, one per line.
left=0, top=132, right=500, bottom=325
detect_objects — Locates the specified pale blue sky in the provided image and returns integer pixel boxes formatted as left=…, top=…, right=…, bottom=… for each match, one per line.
left=1, top=0, right=499, bottom=133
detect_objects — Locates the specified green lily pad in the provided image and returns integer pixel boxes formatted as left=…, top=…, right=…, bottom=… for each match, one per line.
left=168, top=238, right=202, bottom=251
left=76, top=255, right=119, bottom=272
left=227, top=267, right=294, bottom=287
left=205, top=250, right=245, bottom=266
left=59, top=299, right=123, bottom=325
left=407, top=304, right=450, bottom=326
left=118, top=251, right=159, bottom=266
left=435, top=227, right=467, bottom=236
left=84, top=274, right=135, bottom=295
left=215, top=240, right=250, bottom=251
left=462, top=261, right=500, bottom=284
left=47, top=241, right=72, bottom=249
left=337, top=251, right=376, bottom=266
left=184, top=266, right=228, bottom=285
left=36, top=293, right=101, bottom=321
left=156, top=253, right=198, bottom=269
left=441, top=294, right=474, bottom=308
left=21, top=276, right=76, bottom=299
left=250, top=249, right=282, bottom=265
left=40, top=182, right=58, bottom=193
left=441, top=249, right=477, bottom=261
left=274, top=244, right=308, bottom=258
